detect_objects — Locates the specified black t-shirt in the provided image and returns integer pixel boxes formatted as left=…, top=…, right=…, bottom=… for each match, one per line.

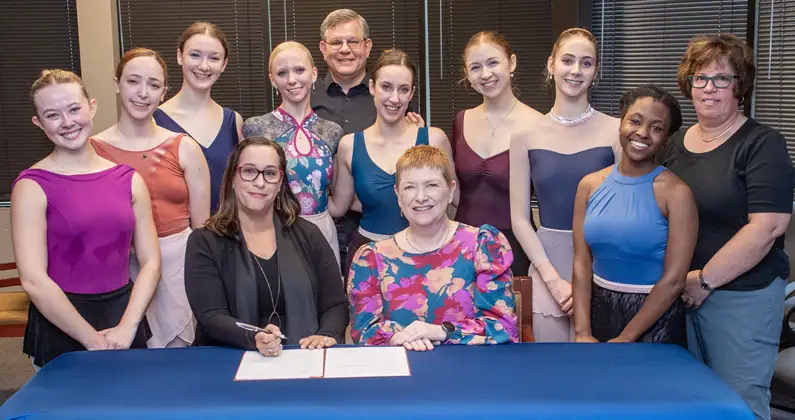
left=661, top=118, right=794, bottom=291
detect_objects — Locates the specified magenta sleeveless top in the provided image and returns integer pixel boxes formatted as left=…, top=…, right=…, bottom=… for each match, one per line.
left=13, top=165, right=137, bottom=294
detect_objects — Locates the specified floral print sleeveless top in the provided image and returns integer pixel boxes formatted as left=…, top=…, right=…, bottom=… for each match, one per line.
left=242, top=107, right=343, bottom=215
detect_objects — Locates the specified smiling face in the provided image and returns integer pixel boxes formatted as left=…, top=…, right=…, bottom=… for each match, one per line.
left=370, top=64, right=414, bottom=124
left=32, top=82, right=97, bottom=151
left=320, top=19, right=371, bottom=80
left=547, top=35, right=597, bottom=99
left=233, top=145, right=283, bottom=214
left=116, top=56, right=167, bottom=120
left=269, top=47, right=317, bottom=105
left=465, top=42, right=516, bottom=100
left=691, top=58, right=739, bottom=122
left=396, top=166, right=456, bottom=228
left=619, top=97, right=671, bottom=163
left=178, top=33, right=227, bottom=91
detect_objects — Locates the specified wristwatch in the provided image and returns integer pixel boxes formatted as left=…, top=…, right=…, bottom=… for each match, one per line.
left=441, top=321, right=456, bottom=341
left=698, top=270, right=713, bottom=291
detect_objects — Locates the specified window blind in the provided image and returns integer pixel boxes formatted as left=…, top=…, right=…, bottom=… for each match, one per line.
left=0, top=0, right=81, bottom=199
left=592, top=0, right=748, bottom=125
left=754, top=0, right=794, bottom=162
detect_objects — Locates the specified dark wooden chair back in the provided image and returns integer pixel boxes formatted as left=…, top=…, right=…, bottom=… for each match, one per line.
left=512, top=276, right=534, bottom=342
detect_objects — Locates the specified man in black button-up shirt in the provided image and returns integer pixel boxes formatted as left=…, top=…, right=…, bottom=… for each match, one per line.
left=312, top=9, right=420, bottom=269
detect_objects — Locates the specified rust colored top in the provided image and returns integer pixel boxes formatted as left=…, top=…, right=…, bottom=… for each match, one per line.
left=92, top=134, right=190, bottom=237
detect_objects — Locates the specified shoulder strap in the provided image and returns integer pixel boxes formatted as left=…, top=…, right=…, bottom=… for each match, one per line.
left=416, top=127, right=430, bottom=145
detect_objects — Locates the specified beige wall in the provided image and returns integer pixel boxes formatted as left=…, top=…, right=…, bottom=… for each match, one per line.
left=76, top=0, right=120, bottom=134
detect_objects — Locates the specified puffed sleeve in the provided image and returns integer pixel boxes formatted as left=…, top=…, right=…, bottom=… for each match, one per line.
left=448, top=225, right=519, bottom=345
left=347, top=243, right=405, bottom=345
left=742, top=127, right=795, bottom=214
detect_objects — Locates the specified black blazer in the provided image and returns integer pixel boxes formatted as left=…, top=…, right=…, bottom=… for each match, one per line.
left=185, top=216, right=349, bottom=349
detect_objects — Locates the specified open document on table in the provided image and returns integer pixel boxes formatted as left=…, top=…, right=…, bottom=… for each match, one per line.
left=234, top=346, right=411, bottom=381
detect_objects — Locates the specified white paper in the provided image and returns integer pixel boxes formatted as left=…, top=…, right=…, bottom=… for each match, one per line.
left=323, top=346, right=411, bottom=379
left=234, top=349, right=324, bottom=381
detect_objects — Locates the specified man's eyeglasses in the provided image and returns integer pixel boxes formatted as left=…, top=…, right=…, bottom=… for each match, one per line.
left=237, top=166, right=282, bottom=184
left=324, top=38, right=366, bottom=50
left=688, top=74, right=738, bottom=89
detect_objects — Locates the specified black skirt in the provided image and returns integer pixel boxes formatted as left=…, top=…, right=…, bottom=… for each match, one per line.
left=590, top=282, right=686, bottom=346
left=23, top=281, right=148, bottom=367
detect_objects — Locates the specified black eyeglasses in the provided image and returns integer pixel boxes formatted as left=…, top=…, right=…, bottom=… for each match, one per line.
left=324, top=38, right=366, bottom=50
left=688, top=74, right=738, bottom=89
left=237, top=166, right=282, bottom=184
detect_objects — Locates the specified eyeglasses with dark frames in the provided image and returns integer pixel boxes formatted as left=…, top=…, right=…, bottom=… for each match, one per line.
left=688, top=74, right=738, bottom=89
left=237, top=165, right=282, bottom=184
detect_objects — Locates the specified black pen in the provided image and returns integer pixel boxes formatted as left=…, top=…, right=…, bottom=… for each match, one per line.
left=235, top=322, right=288, bottom=340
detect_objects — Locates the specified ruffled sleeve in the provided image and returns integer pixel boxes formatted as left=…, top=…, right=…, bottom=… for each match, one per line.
left=448, top=225, right=519, bottom=345
left=347, top=243, right=404, bottom=345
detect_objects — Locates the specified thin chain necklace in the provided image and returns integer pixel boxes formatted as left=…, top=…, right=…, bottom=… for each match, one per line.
left=50, top=154, right=97, bottom=174
left=697, top=112, right=740, bottom=143
left=117, top=124, right=157, bottom=159
left=482, top=100, right=519, bottom=137
left=405, top=220, right=452, bottom=253
left=252, top=252, right=282, bottom=327
left=550, top=104, right=595, bottom=126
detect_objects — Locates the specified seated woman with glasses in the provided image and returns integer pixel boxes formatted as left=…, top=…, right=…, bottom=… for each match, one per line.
left=184, top=137, right=349, bottom=357
left=348, top=145, right=518, bottom=351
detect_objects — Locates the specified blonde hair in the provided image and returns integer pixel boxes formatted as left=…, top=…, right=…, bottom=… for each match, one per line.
left=396, top=145, right=453, bottom=186
left=320, top=9, right=369, bottom=40
left=268, top=41, right=315, bottom=73
left=30, top=69, right=90, bottom=114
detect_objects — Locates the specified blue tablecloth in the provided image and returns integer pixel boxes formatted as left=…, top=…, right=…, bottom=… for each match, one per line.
left=1, top=343, right=752, bottom=420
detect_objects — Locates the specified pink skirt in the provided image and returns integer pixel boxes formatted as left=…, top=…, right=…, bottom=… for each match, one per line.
left=130, top=227, right=195, bottom=348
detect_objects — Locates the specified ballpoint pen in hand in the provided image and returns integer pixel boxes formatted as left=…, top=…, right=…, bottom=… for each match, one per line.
left=235, top=322, right=288, bottom=340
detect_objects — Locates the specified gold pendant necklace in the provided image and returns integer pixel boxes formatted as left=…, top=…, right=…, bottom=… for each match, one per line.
left=482, top=100, right=519, bottom=137
left=697, top=113, right=739, bottom=143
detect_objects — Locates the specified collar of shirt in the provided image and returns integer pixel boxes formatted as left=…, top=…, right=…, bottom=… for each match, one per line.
left=321, top=72, right=371, bottom=97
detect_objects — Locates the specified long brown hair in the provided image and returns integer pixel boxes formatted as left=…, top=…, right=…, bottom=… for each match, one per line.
left=205, top=137, right=301, bottom=237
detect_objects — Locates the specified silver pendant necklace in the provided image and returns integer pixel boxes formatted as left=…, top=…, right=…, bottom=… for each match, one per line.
left=252, top=252, right=282, bottom=327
